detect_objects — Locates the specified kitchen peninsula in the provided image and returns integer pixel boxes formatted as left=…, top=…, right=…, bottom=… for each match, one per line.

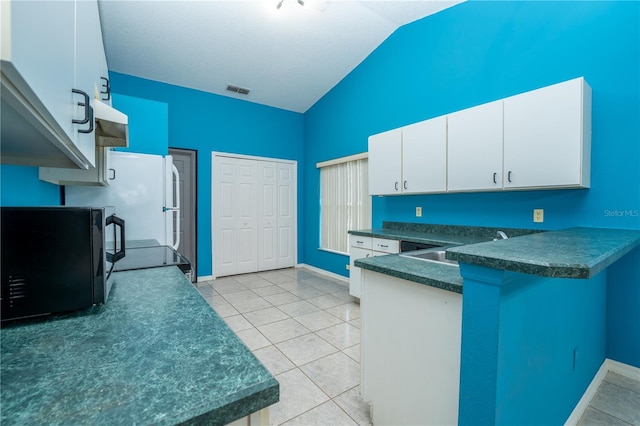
left=0, top=267, right=279, bottom=425
left=352, top=222, right=640, bottom=426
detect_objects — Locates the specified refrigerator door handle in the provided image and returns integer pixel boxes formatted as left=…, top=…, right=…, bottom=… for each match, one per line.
left=170, top=164, right=180, bottom=251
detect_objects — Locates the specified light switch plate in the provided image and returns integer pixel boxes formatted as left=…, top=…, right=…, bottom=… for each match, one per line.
left=533, top=209, right=544, bottom=223
left=416, top=207, right=422, bottom=217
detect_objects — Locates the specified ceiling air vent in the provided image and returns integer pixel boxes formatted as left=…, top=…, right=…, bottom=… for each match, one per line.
left=226, top=84, right=250, bottom=95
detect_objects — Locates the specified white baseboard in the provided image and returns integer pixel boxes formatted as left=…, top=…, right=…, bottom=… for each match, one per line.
left=197, top=275, right=213, bottom=283
left=296, top=263, right=349, bottom=284
left=606, top=358, right=640, bottom=379
left=565, top=358, right=640, bottom=425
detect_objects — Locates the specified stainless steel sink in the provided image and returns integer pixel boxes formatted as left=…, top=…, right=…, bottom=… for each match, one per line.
left=399, top=249, right=459, bottom=266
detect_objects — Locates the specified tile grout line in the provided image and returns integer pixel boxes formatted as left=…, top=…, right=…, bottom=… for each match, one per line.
left=583, top=405, right=634, bottom=426
left=205, top=270, right=366, bottom=425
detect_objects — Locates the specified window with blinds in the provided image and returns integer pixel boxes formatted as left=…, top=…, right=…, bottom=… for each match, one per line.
left=318, top=154, right=371, bottom=254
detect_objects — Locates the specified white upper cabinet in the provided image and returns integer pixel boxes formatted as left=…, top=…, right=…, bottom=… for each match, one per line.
left=1, top=0, right=106, bottom=169
left=369, top=117, right=447, bottom=196
left=448, top=100, right=504, bottom=192
left=402, top=116, right=447, bottom=194
left=368, top=128, right=402, bottom=195
left=368, top=77, right=591, bottom=195
left=503, top=77, right=591, bottom=189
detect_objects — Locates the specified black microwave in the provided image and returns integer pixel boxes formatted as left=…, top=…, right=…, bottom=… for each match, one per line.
left=1, top=207, right=125, bottom=322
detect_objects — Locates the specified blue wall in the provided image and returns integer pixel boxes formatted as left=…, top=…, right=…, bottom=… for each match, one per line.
left=0, top=165, right=60, bottom=206
left=112, top=94, right=169, bottom=156
left=458, top=265, right=607, bottom=425
left=108, top=72, right=305, bottom=277
left=304, top=0, right=640, bottom=275
left=304, top=0, right=640, bottom=369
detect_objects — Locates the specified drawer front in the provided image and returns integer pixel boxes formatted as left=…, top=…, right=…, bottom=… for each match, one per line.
left=350, top=235, right=373, bottom=250
left=373, top=238, right=400, bottom=254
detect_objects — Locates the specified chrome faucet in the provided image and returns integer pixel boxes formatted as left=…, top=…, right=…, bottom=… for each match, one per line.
left=494, top=231, right=509, bottom=241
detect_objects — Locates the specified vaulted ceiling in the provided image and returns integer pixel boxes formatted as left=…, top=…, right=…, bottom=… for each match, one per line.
left=98, top=0, right=463, bottom=113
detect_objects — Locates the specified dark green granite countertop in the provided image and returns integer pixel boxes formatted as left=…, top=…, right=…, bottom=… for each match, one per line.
left=447, top=227, right=640, bottom=279
left=355, top=255, right=463, bottom=294
left=350, top=223, right=639, bottom=292
left=349, top=221, right=539, bottom=247
left=0, top=267, right=279, bottom=425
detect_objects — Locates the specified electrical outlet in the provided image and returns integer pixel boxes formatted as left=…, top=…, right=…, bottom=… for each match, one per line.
left=346, top=264, right=350, bottom=270
left=416, top=207, right=422, bottom=217
left=533, top=209, right=544, bottom=223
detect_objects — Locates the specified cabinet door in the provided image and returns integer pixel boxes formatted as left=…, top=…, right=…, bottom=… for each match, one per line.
left=448, top=100, right=504, bottom=192
left=5, top=0, right=75, bottom=142
left=39, top=147, right=110, bottom=186
left=504, top=78, right=590, bottom=189
left=368, top=128, right=402, bottom=195
left=402, top=116, right=447, bottom=193
left=74, top=0, right=107, bottom=168
left=349, top=246, right=372, bottom=298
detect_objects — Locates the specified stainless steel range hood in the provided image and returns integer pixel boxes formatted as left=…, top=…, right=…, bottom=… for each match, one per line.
left=94, top=99, right=129, bottom=147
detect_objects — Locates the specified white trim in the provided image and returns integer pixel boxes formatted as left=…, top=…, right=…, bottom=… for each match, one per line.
left=212, top=151, right=297, bottom=166
left=564, top=358, right=640, bottom=425
left=606, top=358, right=640, bottom=378
left=296, top=263, right=349, bottom=284
left=565, top=361, right=608, bottom=425
left=316, top=152, right=368, bottom=169
left=318, top=247, right=349, bottom=257
left=197, top=275, right=214, bottom=283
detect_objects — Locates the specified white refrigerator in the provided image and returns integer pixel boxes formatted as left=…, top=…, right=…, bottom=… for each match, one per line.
left=66, top=151, right=180, bottom=250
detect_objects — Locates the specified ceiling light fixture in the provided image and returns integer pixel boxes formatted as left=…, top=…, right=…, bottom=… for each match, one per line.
left=276, top=0, right=304, bottom=10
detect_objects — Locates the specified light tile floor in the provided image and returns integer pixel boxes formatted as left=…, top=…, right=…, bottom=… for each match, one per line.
left=577, top=371, right=640, bottom=426
left=195, top=268, right=371, bottom=426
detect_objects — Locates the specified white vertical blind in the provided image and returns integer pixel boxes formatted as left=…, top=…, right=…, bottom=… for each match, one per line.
left=320, top=158, right=371, bottom=253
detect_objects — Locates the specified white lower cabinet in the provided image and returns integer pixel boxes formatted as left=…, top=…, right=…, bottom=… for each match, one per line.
left=361, top=270, right=462, bottom=425
left=348, top=235, right=398, bottom=298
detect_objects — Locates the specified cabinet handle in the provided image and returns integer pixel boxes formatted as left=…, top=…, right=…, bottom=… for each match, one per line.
left=109, top=168, right=116, bottom=180
left=100, top=77, right=111, bottom=101
left=356, top=240, right=364, bottom=244
left=365, top=253, right=371, bottom=258
left=508, top=171, right=512, bottom=183
left=404, top=180, right=407, bottom=190
left=493, top=172, right=497, bottom=184
left=395, top=182, right=399, bottom=191
left=379, top=244, right=389, bottom=248
left=72, top=89, right=94, bottom=134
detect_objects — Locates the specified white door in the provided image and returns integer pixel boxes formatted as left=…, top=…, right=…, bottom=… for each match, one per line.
left=235, top=159, right=259, bottom=274
left=213, top=156, right=239, bottom=277
left=504, top=78, right=588, bottom=189
left=277, top=162, right=295, bottom=269
left=258, top=161, right=278, bottom=271
left=368, top=128, right=402, bottom=195
left=213, top=153, right=296, bottom=278
left=7, top=0, right=76, bottom=145
left=402, top=116, right=447, bottom=193
left=448, top=100, right=504, bottom=192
